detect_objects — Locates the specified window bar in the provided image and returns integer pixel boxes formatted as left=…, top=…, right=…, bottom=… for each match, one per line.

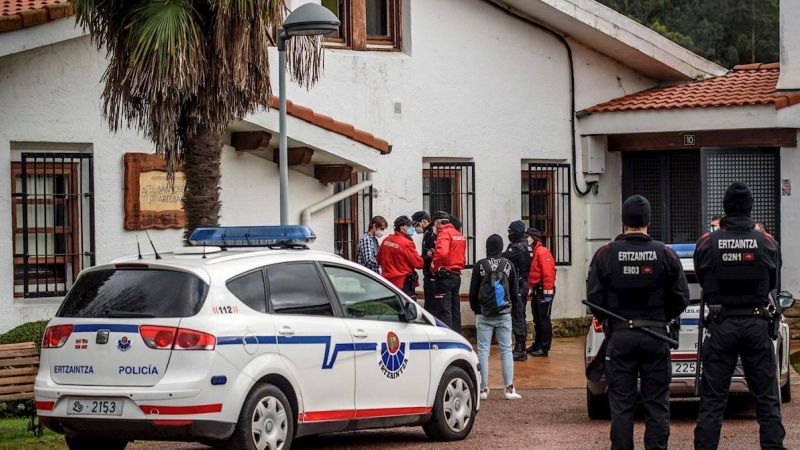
left=21, top=156, right=29, bottom=298
left=78, top=155, right=84, bottom=276
left=43, top=154, right=50, bottom=294
left=87, top=155, right=96, bottom=267
left=468, top=161, right=476, bottom=268
left=565, top=165, right=572, bottom=264
left=34, top=155, right=40, bottom=295
left=61, top=154, right=67, bottom=294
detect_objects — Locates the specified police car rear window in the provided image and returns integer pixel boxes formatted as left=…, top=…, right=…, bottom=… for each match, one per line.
left=56, top=269, right=209, bottom=318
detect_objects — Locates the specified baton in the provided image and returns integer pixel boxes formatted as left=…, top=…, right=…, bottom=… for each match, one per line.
left=582, top=300, right=678, bottom=347
left=694, top=292, right=705, bottom=396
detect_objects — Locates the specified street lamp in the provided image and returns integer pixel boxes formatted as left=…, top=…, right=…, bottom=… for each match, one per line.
left=277, top=3, right=340, bottom=225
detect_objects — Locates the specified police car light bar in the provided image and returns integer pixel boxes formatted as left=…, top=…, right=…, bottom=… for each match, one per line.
left=188, top=225, right=316, bottom=247
left=666, top=243, right=696, bottom=258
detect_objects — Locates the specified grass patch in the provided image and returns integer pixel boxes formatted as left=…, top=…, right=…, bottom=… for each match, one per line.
left=0, top=418, right=64, bottom=449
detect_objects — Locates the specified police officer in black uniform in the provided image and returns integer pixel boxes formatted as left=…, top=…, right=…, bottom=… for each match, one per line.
left=587, top=194, right=690, bottom=450
left=502, top=220, right=532, bottom=361
left=412, top=211, right=437, bottom=316
left=693, top=182, right=785, bottom=450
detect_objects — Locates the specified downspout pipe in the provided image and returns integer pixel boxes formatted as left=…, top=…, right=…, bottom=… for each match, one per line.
left=483, top=0, right=597, bottom=197
left=301, top=172, right=374, bottom=225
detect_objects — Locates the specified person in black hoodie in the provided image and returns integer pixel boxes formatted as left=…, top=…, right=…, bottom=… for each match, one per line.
left=502, top=220, right=532, bottom=361
left=469, top=235, right=521, bottom=400
left=412, top=211, right=436, bottom=313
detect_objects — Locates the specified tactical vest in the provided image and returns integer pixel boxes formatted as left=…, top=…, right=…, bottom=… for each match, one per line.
left=605, top=240, right=666, bottom=314
left=706, top=230, right=771, bottom=307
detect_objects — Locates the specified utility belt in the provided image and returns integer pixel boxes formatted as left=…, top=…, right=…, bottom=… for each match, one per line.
left=402, top=272, right=419, bottom=297
left=606, top=319, right=666, bottom=333
left=435, top=267, right=461, bottom=278
left=707, top=304, right=779, bottom=339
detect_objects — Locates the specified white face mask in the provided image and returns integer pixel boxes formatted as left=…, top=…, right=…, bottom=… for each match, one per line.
left=375, top=229, right=385, bottom=238
left=414, top=226, right=424, bottom=234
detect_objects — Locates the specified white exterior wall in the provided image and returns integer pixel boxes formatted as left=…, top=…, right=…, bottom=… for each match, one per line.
left=0, top=37, right=335, bottom=333
left=777, top=0, right=800, bottom=90
left=0, top=0, right=659, bottom=333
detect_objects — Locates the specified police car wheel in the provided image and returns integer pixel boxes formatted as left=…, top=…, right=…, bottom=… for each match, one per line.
left=423, top=366, right=476, bottom=441
left=65, top=436, right=128, bottom=450
left=587, top=386, right=611, bottom=420
left=226, top=383, right=294, bottom=450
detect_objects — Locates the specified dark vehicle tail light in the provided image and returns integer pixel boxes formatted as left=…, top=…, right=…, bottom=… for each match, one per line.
left=42, top=325, right=74, bottom=348
left=592, top=317, right=604, bottom=333
left=140, top=326, right=215, bottom=350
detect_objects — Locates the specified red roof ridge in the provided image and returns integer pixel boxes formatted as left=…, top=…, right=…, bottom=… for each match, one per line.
left=267, top=95, right=391, bottom=154
left=732, top=62, right=780, bottom=71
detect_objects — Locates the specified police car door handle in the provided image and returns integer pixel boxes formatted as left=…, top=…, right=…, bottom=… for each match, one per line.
left=278, top=326, right=295, bottom=336
left=352, top=329, right=368, bottom=339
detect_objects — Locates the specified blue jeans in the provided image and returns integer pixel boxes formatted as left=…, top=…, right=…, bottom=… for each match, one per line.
left=476, top=313, right=514, bottom=390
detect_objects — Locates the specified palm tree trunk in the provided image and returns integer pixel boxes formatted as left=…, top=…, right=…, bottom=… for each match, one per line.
left=182, top=126, right=223, bottom=244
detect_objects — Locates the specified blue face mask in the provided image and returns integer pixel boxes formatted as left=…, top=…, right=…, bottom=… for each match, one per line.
left=406, top=227, right=415, bottom=236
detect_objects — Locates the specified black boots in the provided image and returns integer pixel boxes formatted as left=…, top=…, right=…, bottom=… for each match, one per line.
left=513, top=335, right=527, bottom=361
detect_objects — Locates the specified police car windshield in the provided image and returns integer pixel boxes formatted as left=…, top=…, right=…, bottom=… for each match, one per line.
left=57, top=269, right=209, bottom=318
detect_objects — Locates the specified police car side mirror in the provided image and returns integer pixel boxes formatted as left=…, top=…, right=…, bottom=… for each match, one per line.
left=778, top=291, right=796, bottom=309
left=404, top=301, right=422, bottom=322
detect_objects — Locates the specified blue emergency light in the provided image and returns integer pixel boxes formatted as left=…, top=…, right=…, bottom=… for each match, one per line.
left=188, top=225, right=316, bottom=247
left=666, top=243, right=696, bottom=258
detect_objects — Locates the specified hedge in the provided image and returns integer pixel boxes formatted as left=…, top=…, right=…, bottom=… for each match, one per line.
left=0, top=320, right=49, bottom=351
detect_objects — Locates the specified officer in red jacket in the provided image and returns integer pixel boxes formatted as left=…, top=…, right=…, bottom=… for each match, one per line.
left=430, top=211, right=467, bottom=333
left=526, top=228, right=556, bottom=357
left=376, top=216, right=424, bottom=298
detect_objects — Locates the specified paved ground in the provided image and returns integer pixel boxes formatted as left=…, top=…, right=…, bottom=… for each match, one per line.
left=128, top=337, right=800, bottom=449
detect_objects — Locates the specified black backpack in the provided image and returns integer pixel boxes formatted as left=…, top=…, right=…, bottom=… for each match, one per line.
left=477, top=257, right=513, bottom=316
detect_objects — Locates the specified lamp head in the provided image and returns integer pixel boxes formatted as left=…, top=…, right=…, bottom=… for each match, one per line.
left=283, top=3, right=341, bottom=37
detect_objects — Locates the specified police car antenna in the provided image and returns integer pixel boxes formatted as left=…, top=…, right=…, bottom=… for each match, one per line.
left=136, top=235, right=143, bottom=260
left=143, top=229, right=162, bottom=259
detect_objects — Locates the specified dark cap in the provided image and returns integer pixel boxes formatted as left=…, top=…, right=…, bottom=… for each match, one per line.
left=432, top=211, right=450, bottom=223
left=486, top=234, right=504, bottom=257
left=508, top=220, right=526, bottom=235
left=524, top=227, right=541, bottom=238
left=393, top=215, right=412, bottom=230
left=449, top=215, right=462, bottom=231
left=723, top=181, right=753, bottom=216
left=622, top=195, right=651, bottom=228
left=411, top=211, right=430, bottom=225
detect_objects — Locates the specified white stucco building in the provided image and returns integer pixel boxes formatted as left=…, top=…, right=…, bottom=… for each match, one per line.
left=1, top=0, right=796, bottom=334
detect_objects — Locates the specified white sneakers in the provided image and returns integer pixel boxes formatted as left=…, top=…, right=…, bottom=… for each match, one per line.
left=481, top=386, right=521, bottom=400
left=504, top=385, right=521, bottom=400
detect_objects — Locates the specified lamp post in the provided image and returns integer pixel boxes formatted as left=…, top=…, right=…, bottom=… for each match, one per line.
left=278, top=4, right=340, bottom=225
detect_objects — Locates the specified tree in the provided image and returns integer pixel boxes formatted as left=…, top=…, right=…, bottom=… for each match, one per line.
left=72, top=0, right=324, bottom=242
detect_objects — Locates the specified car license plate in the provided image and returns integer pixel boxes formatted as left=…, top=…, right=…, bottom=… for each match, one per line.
left=672, top=362, right=696, bottom=374
left=66, top=399, right=123, bottom=416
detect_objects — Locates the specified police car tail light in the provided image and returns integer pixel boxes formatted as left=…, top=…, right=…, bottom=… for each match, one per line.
left=140, top=326, right=215, bottom=350
left=42, top=324, right=74, bottom=348
left=188, top=225, right=316, bottom=247
left=592, top=318, right=604, bottom=333
left=174, top=329, right=215, bottom=350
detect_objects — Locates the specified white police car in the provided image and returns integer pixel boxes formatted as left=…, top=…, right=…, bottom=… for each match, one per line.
left=34, top=226, right=480, bottom=450
left=585, top=243, right=794, bottom=419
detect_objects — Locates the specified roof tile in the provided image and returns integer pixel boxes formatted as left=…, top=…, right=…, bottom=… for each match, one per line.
left=0, top=0, right=74, bottom=32
left=582, top=63, right=800, bottom=115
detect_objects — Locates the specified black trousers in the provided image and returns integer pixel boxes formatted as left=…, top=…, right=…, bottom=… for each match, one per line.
left=694, top=317, right=785, bottom=450
left=511, top=280, right=529, bottom=339
left=434, top=273, right=462, bottom=334
left=532, top=296, right=553, bottom=351
left=606, top=329, right=671, bottom=450
left=422, top=274, right=436, bottom=311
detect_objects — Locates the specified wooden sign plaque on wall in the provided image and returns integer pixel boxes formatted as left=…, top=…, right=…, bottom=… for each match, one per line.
left=124, top=153, right=186, bottom=230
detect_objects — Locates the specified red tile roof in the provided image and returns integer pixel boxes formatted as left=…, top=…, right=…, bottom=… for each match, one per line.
left=268, top=96, right=391, bottom=154
left=0, top=0, right=74, bottom=33
left=581, top=63, right=800, bottom=115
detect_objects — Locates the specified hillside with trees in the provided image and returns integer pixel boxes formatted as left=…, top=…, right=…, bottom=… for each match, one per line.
left=596, top=0, right=779, bottom=69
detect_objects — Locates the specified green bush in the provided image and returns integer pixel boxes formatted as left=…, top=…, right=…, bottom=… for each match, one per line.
left=0, top=320, right=49, bottom=351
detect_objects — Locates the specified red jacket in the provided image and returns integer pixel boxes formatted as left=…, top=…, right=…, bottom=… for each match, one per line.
left=528, top=242, right=556, bottom=293
left=430, top=224, right=467, bottom=273
left=376, top=232, right=424, bottom=289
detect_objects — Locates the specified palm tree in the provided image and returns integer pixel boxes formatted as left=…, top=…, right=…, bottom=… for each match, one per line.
left=72, top=0, right=325, bottom=242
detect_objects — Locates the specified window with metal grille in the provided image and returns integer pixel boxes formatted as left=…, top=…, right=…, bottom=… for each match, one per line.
left=11, top=153, right=95, bottom=298
left=521, top=163, right=572, bottom=265
left=702, top=148, right=780, bottom=241
left=622, top=148, right=779, bottom=243
left=333, top=172, right=373, bottom=261
left=422, top=162, right=476, bottom=267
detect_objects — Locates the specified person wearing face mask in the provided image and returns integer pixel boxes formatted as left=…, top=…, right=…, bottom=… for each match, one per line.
left=709, top=215, right=722, bottom=232
left=377, top=216, right=425, bottom=298
left=525, top=227, right=557, bottom=357
left=357, top=215, right=388, bottom=274
left=501, top=220, right=532, bottom=361
left=430, top=211, right=467, bottom=332
left=412, top=211, right=436, bottom=306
